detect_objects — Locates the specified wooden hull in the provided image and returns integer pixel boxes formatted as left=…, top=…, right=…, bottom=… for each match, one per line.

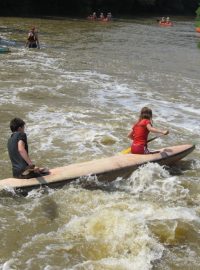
left=0, top=144, right=195, bottom=194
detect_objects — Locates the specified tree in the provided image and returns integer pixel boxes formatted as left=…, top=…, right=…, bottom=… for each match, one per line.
left=195, top=4, right=200, bottom=26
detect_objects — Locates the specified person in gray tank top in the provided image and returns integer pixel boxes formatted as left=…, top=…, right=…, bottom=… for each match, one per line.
left=7, top=118, right=48, bottom=178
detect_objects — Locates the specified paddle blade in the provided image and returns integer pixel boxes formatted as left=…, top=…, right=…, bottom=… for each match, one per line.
left=120, top=147, right=131, bottom=154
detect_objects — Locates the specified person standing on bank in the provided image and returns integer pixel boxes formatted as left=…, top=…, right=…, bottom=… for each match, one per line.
left=25, top=27, right=40, bottom=49
left=7, top=118, right=48, bottom=178
left=127, top=107, right=169, bottom=154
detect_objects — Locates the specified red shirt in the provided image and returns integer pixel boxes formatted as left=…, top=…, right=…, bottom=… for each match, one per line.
left=132, top=119, right=151, bottom=146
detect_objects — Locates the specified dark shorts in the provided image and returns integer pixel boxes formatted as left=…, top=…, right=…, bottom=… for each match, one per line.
left=28, top=42, right=37, bottom=48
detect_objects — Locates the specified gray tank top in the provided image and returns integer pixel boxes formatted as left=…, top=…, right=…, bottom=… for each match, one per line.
left=7, top=132, right=29, bottom=177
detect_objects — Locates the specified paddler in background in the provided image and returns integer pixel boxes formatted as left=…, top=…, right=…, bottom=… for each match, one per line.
left=166, top=17, right=172, bottom=24
left=159, top=17, right=166, bottom=25
left=107, top=12, right=112, bottom=21
left=127, top=107, right=169, bottom=154
left=7, top=118, right=48, bottom=179
left=25, top=26, right=40, bottom=49
left=99, top=12, right=105, bottom=21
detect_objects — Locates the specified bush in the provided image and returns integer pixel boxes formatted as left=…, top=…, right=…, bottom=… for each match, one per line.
left=196, top=6, right=200, bottom=26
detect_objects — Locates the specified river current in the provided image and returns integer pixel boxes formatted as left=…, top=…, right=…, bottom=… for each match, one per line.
left=0, top=16, right=200, bottom=270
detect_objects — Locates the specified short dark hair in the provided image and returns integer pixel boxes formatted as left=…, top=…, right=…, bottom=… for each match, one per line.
left=139, top=107, right=152, bottom=120
left=10, top=118, right=25, bottom=132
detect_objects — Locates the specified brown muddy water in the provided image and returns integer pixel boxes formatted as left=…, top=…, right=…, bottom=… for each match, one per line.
left=0, top=16, right=200, bottom=270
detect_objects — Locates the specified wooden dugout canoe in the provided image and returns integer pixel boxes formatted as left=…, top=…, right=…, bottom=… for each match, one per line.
left=0, top=144, right=195, bottom=195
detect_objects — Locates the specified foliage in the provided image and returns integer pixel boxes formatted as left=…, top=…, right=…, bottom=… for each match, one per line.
left=0, top=0, right=199, bottom=16
left=195, top=6, right=200, bottom=26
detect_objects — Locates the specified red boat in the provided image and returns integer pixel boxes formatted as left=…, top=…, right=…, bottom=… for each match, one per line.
left=159, top=21, right=173, bottom=27
left=196, top=27, right=200, bottom=33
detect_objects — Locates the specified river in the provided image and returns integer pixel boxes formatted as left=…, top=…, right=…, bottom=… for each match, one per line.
left=0, top=16, right=200, bottom=270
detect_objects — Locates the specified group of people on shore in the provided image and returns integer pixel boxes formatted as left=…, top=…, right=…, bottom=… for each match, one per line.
left=7, top=107, right=168, bottom=179
left=87, top=12, right=112, bottom=22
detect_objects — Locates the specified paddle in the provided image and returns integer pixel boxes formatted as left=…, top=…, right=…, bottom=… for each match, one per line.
left=120, top=134, right=165, bottom=154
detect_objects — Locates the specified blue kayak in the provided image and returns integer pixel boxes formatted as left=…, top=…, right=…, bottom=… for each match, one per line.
left=0, top=47, right=10, bottom=53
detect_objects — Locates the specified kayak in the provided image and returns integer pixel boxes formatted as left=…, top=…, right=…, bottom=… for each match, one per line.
left=0, top=47, right=10, bottom=53
left=196, top=27, right=200, bottom=33
left=87, top=17, right=110, bottom=22
left=159, top=22, right=173, bottom=27
left=0, top=38, right=15, bottom=46
left=0, top=144, right=195, bottom=195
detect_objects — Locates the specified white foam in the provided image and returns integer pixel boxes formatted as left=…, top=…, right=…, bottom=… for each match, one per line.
left=1, top=259, right=18, bottom=270
left=150, top=206, right=199, bottom=222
